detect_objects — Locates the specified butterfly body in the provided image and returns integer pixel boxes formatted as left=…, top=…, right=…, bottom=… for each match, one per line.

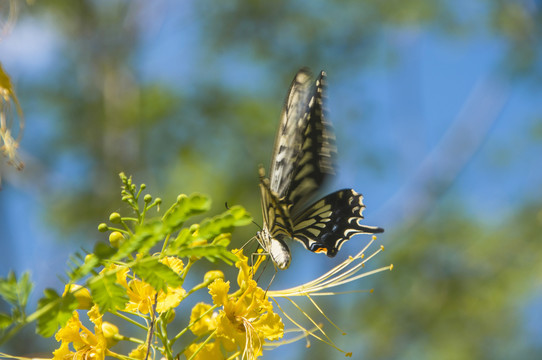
left=256, top=68, right=383, bottom=270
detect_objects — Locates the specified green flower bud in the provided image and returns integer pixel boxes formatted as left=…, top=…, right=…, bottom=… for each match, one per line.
left=164, top=309, right=176, bottom=324
left=109, top=231, right=124, bottom=248
left=109, top=212, right=121, bottom=223
left=204, top=270, right=224, bottom=284
left=64, top=284, right=93, bottom=310
left=102, top=321, right=120, bottom=347
left=98, top=223, right=109, bottom=232
left=144, top=194, right=152, bottom=203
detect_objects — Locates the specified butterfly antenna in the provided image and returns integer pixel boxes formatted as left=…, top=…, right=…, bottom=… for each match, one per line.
left=225, top=202, right=262, bottom=230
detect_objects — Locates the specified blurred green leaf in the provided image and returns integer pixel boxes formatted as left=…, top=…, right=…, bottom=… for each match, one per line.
left=163, top=194, right=211, bottom=230
left=0, top=313, right=11, bottom=329
left=0, top=271, right=33, bottom=313
left=36, top=289, right=78, bottom=338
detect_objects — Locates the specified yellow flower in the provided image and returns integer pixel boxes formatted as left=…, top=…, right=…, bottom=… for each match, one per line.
left=121, top=256, right=186, bottom=314
left=128, top=344, right=148, bottom=360
left=184, top=342, right=223, bottom=360
left=52, top=305, right=110, bottom=360
left=186, top=250, right=283, bottom=359
left=160, top=256, right=184, bottom=274
left=125, top=278, right=155, bottom=314
left=190, top=303, right=217, bottom=336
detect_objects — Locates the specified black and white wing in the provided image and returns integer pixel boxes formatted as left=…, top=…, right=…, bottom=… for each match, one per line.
left=291, top=189, right=384, bottom=257
left=257, top=68, right=383, bottom=270
left=268, top=68, right=336, bottom=211
left=268, top=68, right=313, bottom=199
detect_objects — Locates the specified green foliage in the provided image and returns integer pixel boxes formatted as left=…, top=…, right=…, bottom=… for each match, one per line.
left=0, top=173, right=252, bottom=352
left=163, top=193, right=212, bottom=231
left=0, top=271, right=32, bottom=316
left=88, top=273, right=128, bottom=314
left=0, top=313, right=11, bottom=329
left=36, top=289, right=78, bottom=338
left=132, top=258, right=183, bottom=293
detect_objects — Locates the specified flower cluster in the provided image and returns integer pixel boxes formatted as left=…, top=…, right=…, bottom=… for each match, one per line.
left=0, top=174, right=392, bottom=360
left=185, top=251, right=283, bottom=359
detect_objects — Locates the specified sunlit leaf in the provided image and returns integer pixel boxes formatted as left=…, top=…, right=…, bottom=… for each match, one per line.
left=132, top=257, right=183, bottom=292
left=36, top=289, right=78, bottom=338
left=88, top=273, right=128, bottom=314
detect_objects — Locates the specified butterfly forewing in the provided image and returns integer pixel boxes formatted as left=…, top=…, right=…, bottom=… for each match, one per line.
left=269, top=69, right=313, bottom=198
left=285, top=71, right=336, bottom=214
left=291, top=189, right=384, bottom=257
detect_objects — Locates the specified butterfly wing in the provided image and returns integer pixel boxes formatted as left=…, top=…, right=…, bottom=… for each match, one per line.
left=291, top=189, right=384, bottom=257
left=259, top=166, right=293, bottom=241
left=285, top=70, right=336, bottom=214
left=268, top=68, right=313, bottom=198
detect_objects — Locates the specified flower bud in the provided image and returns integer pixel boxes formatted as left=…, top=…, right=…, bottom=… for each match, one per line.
left=98, top=223, right=109, bottom=232
left=109, top=231, right=124, bottom=248
left=164, top=309, right=176, bottom=324
left=64, top=284, right=93, bottom=310
left=204, top=270, right=224, bottom=284
left=102, top=321, right=120, bottom=347
left=109, top=212, right=121, bottom=223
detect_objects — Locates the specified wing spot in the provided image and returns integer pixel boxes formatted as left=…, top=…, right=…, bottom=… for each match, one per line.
left=314, top=247, right=328, bottom=254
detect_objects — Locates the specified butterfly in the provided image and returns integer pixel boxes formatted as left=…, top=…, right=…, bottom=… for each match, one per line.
left=256, top=68, right=384, bottom=270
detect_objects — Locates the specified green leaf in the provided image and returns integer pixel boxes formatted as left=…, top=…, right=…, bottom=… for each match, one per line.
left=197, top=205, right=252, bottom=240
left=172, top=228, right=192, bottom=247
left=88, top=273, right=128, bottom=314
left=0, top=271, right=19, bottom=307
left=163, top=193, right=211, bottom=230
left=0, top=312, right=12, bottom=329
left=132, top=257, right=183, bottom=292
left=17, top=272, right=33, bottom=309
left=0, top=271, right=33, bottom=311
left=69, top=252, right=101, bottom=280
left=226, top=205, right=253, bottom=227
left=174, top=243, right=239, bottom=265
left=36, top=289, right=78, bottom=337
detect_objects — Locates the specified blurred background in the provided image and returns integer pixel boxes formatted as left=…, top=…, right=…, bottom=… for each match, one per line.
left=1, top=0, right=542, bottom=358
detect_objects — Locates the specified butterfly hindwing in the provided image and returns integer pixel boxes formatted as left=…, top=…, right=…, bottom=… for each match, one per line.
left=291, top=189, right=384, bottom=257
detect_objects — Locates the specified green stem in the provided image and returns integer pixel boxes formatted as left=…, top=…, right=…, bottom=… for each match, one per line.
left=113, top=310, right=148, bottom=330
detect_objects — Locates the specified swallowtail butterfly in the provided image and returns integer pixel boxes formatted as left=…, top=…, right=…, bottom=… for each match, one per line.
left=256, top=68, right=384, bottom=270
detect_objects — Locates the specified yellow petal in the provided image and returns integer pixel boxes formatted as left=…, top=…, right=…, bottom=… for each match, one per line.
left=55, top=311, right=83, bottom=344
left=126, top=279, right=155, bottom=314
left=190, top=303, right=216, bottom=336
left=209, top=279, right=229, bottom=307
left=160, top=256, right=184, bottom=274
left=52, top=342, right=73, bottom=360
left=253, top=311, right=284, bottom=341
left=184, top=342, right=224, bottom=360
left=156, top=286, right=186, bottom=312
left=88, top=304, right=102, bottom=326
left=129, top=344, right=148, bottom=360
